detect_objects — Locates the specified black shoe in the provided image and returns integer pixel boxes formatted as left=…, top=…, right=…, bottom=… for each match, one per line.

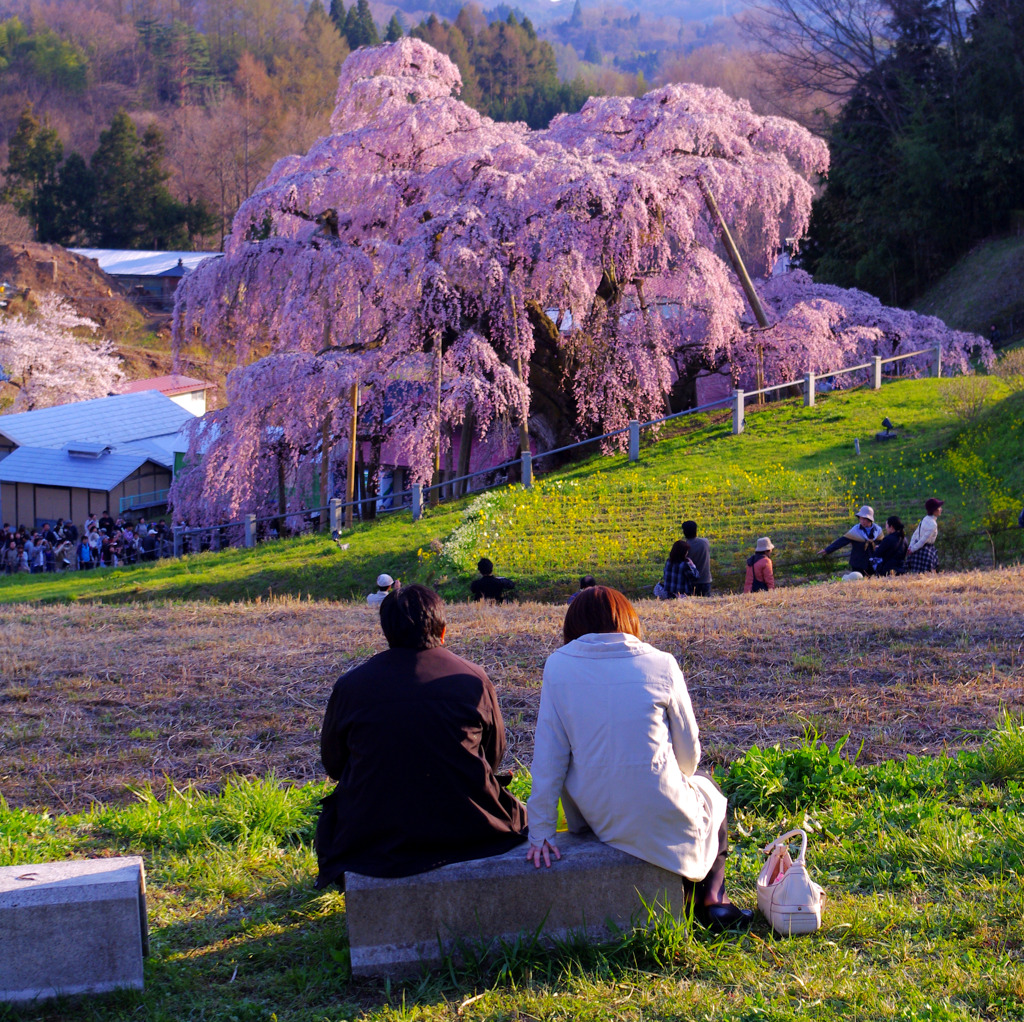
left=695, top=902, right=754, bottom=933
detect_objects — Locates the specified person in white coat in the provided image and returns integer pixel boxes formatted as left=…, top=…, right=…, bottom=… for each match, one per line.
left=525, top=586, right=753, bottom=932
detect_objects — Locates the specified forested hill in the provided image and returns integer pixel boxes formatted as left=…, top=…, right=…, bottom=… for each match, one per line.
left=0, top=0, right=748, bottom=253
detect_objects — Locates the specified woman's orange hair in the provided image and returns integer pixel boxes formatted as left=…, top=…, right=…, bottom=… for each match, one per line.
left=562, top=585, right=643, bottom=644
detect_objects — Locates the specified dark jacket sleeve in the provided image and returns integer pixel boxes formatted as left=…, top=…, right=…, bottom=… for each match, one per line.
left=320, top=680, right=348, bottom=781
left=824, top=536, right=850, bottom=554
left=479, top=676, right=507, bottom=773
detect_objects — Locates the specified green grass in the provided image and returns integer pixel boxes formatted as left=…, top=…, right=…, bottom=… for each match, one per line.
left=2, top=720, right=1022, bottom=1022
left=443, top=379, right=1024, bottom=597
left=2, top=377, right=1022, bottom=605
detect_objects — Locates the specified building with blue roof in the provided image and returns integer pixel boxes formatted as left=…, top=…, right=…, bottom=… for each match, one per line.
left=0, top=390, right=195, bottom=528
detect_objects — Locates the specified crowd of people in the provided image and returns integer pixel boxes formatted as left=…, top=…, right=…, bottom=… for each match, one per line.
left=363, top=499, right=950, bottom=608
left=1, top=513, right=173, bottom=575
left=653, top=499, right=948, bottom=598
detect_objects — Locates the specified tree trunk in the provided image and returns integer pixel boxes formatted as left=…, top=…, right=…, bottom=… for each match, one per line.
left=276, top=445, right=287, bottom=535
left=318, top=410, right=331, bottom=532
left=456, top=403, right=476, bottom=495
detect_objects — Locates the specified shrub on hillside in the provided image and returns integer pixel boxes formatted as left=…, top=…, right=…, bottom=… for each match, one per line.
left=940, top=375, right=996, bottom=422
left=992, top=347, right=1024, bottom=393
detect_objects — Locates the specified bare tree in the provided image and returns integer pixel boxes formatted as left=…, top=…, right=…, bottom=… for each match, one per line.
left=740, top=0, right=895, bottom=129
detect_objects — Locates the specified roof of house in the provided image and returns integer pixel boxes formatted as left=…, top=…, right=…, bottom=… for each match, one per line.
left=70, top=249, right=223, bottom=277
left=0, top=445, right=161, bottom=491
left=119, top=374, right=217, bottom=397
left=0, top=391, right=195, bottom=450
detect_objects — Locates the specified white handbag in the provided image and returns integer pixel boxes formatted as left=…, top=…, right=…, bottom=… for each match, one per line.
left=756, top=828, right=825, bottom=936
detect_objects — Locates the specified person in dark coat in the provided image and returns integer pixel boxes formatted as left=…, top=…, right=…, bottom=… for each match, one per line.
left=314, top=584, right=527, bottom=888
left=819, top=505, right=882, bottom=575
left=470, top=557, right=515, bottom=603
left=873, top=516, right=908, bottom=576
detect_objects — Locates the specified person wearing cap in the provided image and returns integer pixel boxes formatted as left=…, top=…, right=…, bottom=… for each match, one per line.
left=743, top=537, right=776, bottom=593
left=367, top=573, right=397, bottom=607
left=906, top=498, right=944, bottom=573
left=315, top=584, right=527, bottom=886
left=818, top=505, right=883, bottom=575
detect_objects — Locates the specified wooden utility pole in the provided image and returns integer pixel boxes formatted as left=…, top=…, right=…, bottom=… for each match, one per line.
left=430, top=339, right=442, bottom=507
left=698, top=177, right=770, bottom=396
left=510, top=294, right=530, bottom=456
left=319, top=411, right=331, bottom=532
left=344, top=381, right=358, bottom=528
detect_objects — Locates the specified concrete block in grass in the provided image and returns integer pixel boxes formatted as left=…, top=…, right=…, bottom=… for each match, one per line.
left=345, top=833, right=681, bottom=977
left=0, top=857, right=148, bottom=1003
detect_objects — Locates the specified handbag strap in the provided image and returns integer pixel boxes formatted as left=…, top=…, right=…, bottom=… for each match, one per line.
left=761, top=828, right=807, bottom=865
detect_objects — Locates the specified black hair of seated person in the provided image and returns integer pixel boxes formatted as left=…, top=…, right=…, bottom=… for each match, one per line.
left=379, top=583, right=447, bottom=650
left=682, top=520, right=698, bottom=540
left=477, top=557, right=494, bottom=575
left=579, top=574, right=596, bottom=590
left=668, top=540, right=691, bottom=564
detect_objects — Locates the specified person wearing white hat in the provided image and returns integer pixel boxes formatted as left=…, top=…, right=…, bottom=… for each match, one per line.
left=744, top=536, right=776, bottom=593
left=819, top=505, right=882, bottom=575
left=367, top=572, right=398, bottom=607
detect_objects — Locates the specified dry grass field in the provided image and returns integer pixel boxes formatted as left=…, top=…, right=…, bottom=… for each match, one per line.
left=2, top=568, right=1022, bottom=811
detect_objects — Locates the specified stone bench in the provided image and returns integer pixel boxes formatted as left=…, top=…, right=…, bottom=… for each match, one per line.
left=345, top=833, right=682, bottom=977
left=0, top=857, right=149, bottom=1004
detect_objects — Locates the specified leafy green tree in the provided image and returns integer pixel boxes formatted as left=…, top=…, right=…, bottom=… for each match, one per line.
left=384, top=14, right=404, bottom=43
left=144, top=20, right=221, bottom=105
left=0, top=17, right=89, bottom=94
left=803, top=0, right=963, bottom=304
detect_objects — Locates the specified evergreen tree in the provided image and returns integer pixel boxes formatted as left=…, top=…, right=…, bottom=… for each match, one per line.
left=583, top=36, right=601, bottom=64
left=90, top=110, right=205, bottom=248
left=568, top=0, right=584, bottom=29
left=328, top=0, right=346, bottom=33
left=384, top=13, right=404, bottom=43
left=3, top=105, right=63, bottom=239
left=343, top=0, right=379, bottom=49
left=49, top=153, right=95, bottom=246
left=803, top=0, right=960, bottom=304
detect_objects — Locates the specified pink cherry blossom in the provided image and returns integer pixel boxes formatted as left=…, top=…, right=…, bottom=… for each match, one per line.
left=171, top=40, right=985, bottom=523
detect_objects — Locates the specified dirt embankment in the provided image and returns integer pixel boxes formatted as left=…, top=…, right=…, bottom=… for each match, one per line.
left=0, top=242, right=144, bottom=334
left=0, top=242, right=230, bottom=395
left=0, top=568, right=1021, bottom=810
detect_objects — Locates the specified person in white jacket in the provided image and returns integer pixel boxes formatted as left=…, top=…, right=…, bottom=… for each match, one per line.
left=525, top=586, right=753, bottom=932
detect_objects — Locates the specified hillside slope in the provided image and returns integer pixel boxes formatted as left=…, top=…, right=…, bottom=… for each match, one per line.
left=1, top=376, right=1022, bottom=605
left=915, top=234, right=1024, bottom=343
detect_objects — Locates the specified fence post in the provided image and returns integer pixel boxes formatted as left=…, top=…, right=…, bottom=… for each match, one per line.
left=804, top=373, right=815, bottom=407
left=933, top=344, right=943, bottom=378
left=244, top=514, right=256, bottom=548
left=628, top=420, right=640, bottom=462
left=329, top=499, right=342, bottom=536
left=732, top=389, right=745, bottom=435
left=411, top=483, right=422, bottom=522
left=872, top=356, right=882, bottom=390
left=521, top=451, right=533, bottom=488
left=211, top=527, right=221, bottom=552
left=173, top=525, right=183, bottom=558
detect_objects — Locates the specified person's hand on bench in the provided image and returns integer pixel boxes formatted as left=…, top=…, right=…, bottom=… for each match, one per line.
left=526, top=839, right=561, bottom=868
